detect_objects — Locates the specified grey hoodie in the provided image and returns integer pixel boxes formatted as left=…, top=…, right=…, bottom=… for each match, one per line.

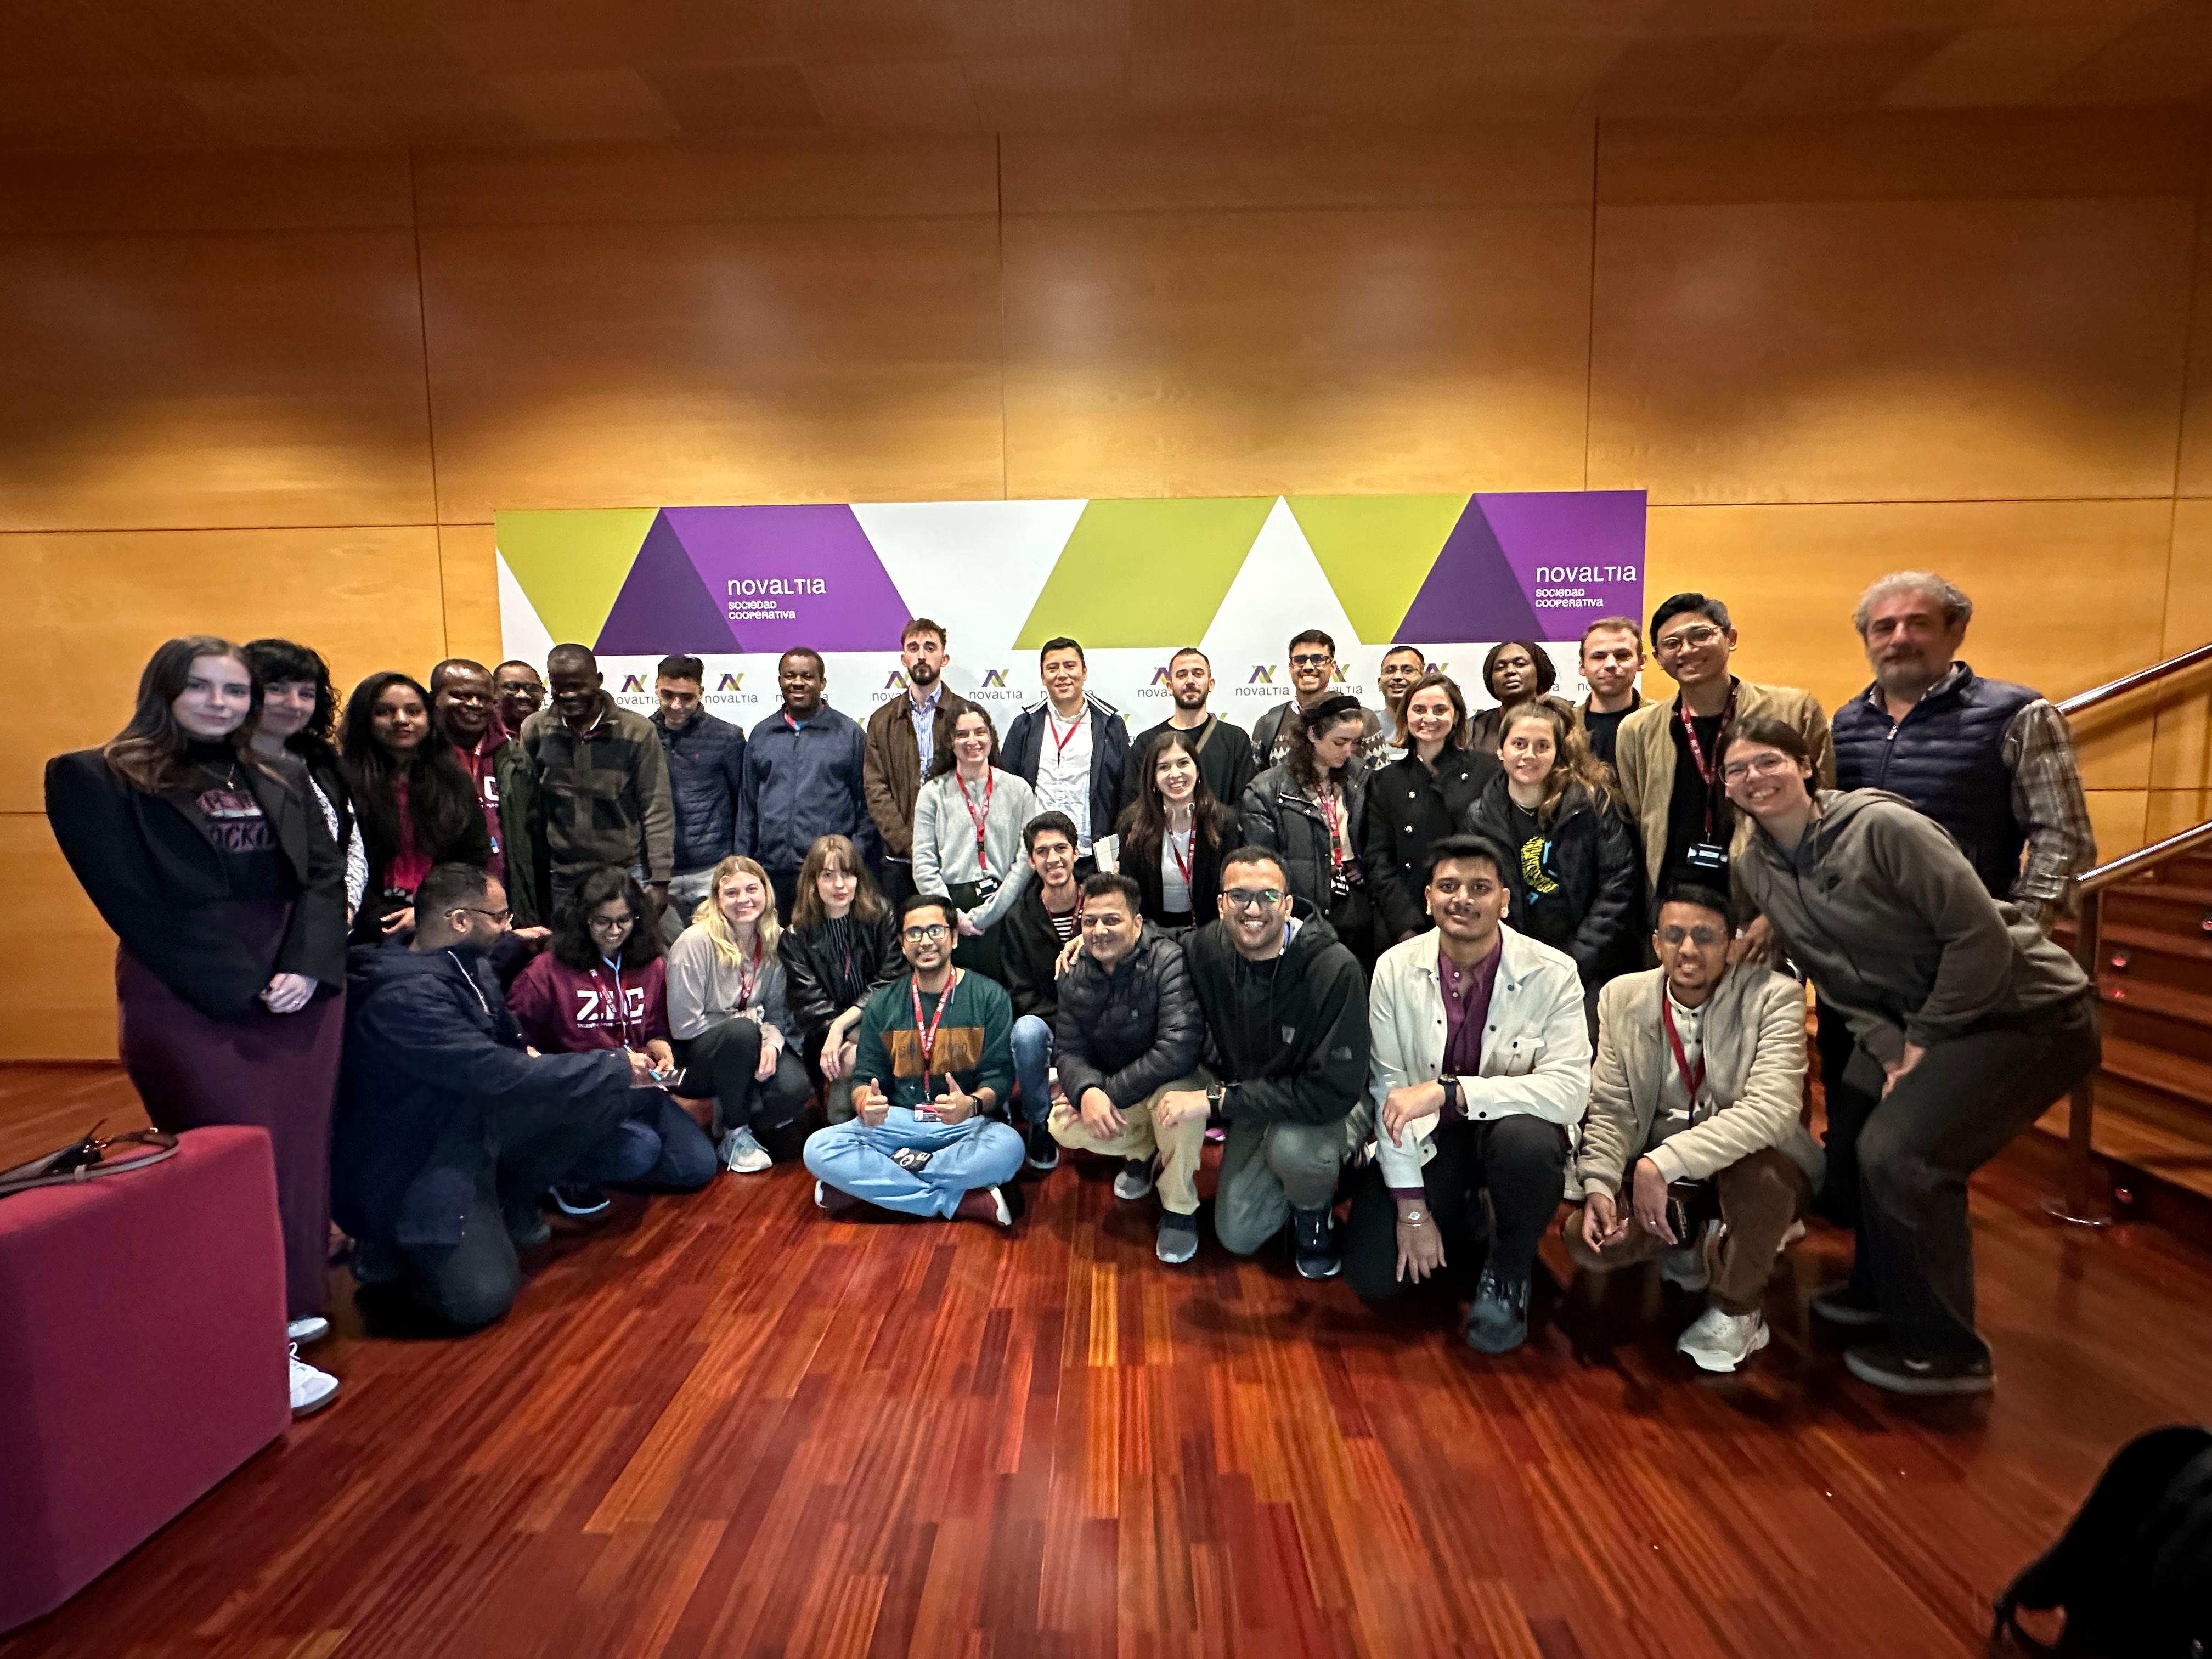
left=1735, top=789, right=2086, bottom=1064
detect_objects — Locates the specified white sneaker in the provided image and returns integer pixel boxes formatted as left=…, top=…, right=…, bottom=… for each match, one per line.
left=1659, top=1218, right=1718, bottom=1291
left=286, top=1315, right=330, bottom=1345
left=1113, top=1158, right=1156, bottom=1201
left=1675, top=1306, right=1769, bottom=1374
left=723, top=1126, right=772, bottom=1174
left=288, top=1345, right=340, bottom=1416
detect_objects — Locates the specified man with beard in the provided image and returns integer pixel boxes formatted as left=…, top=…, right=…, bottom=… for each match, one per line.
left=864, top=617, right=978, bottom=906
left=1250, top=629, right=1384, bottom=769
left=1121, top=647, right=1256, bottom=812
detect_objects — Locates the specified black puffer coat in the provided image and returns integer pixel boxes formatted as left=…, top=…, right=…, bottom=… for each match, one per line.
left=1052, top=928, right=1204, bottom=1110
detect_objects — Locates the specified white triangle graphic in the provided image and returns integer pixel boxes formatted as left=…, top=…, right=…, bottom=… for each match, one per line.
left=852, top=500, right=1086, bottom=672
left=1198, top=496, right=1365, bottom=702
left=496, top=550, right=557, bottom=670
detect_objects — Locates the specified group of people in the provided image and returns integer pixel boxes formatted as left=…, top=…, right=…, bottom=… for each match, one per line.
left=43, top=568, right=2102, bottom=1423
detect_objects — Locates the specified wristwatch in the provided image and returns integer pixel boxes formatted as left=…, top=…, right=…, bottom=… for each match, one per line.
left=1439, top=1075, right=1462, bottom=1116
left=1205, top=1084, right=1226, bottom=1109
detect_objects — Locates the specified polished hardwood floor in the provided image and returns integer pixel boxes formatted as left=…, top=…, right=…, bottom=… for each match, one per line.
left=4, top=1063, right=2210, bottom=1659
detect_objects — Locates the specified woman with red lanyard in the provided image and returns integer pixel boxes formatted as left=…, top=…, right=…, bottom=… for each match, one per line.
left=1236, top=693, right=1376, bottom=971
left=665, top=855, right=814, bottom=1172
left=340, top=672, right=490, bottom=941
left=505, top=864, right=717, bottom=1211
left=910, top=707, right=1041, bottom=984
left=1110, top=730, right=1234, bottom=938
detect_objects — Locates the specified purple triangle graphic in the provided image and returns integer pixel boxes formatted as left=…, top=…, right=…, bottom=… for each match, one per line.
left=596, top=511, right=740, bottom=655
left=1397, top=499, right=1547, bottom=644
left=663, top=505, right=910, bottom=654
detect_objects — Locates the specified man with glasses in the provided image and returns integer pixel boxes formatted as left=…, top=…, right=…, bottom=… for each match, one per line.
left=1045, top=872, right=1207, bottom=1263
left=1251, top=629, right=1384, bottom=769
left=801, top=892, right=1026, bottom=1228
left=493, top=660, right=547, bottom=733
left=1612, top=594, right=1832, bottom=908
left=1342, top=834, right=1590, bottom=1354
left=335, top=864, right=648, bottom=1332
left=1120, top=646, right=1257, bottom=811
left=1159, top=847, right=1369, bottom=1277
left=1562, top=884, right=1822, bottom=1373
left=864, top=618, right=978, bottom=906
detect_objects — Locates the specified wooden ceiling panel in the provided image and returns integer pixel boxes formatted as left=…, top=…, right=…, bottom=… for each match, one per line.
left=1730, top=29, right=1951, bottom=111
left=802, top=59, right=979, bottom=129
left=1882, top=21, right=2139, bottom=106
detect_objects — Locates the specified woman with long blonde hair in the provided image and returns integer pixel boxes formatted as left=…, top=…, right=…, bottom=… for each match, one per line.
left=665, top=854, right=812, bottom=1171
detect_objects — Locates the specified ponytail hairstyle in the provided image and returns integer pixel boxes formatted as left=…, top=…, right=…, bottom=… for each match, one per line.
left=103, top=635, right=259, bottom=794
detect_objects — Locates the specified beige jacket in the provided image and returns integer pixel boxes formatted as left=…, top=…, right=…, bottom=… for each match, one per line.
left=1576, top=964, right=1824, bottom=1197
left=1612, top=679, right=1835, bottom=887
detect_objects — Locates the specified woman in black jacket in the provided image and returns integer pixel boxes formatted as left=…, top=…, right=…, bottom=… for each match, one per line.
left=1114, top=729, right=1234, bottom=936
left=1238, top=692, right=1375, bottom=970
left=341, top=671, right=492, bottom=940
left=778, top=833, right=902, bottom=1122
left=1466, top=639, right=1578, bottom=755
left=1461, top=701, right=1642, bottom=1000
left=242, top=638, right=365, bottom=926
left=1359, top=671, right=1501, bottom=946
left=44, top=635, right=347, bottom=1415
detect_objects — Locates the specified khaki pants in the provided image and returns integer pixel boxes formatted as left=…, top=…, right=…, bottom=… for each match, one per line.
left=1048, top=1074, right=1206, bottom=1215
left=1564, top=1147, right=1813, bottom=1316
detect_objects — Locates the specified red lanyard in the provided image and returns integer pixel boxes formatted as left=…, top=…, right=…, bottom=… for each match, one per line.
left=1315, top=790, right=1347, bottom=869
left=1674, top=682, right=1738, bottom=838
left=958, top=770, right=993, bottom=859
left=734, top=935, right=763, bottom=1007
left=588, top=961, right=641, bottom=1048
left=907, top=968, right=961, bottom=1097
left=1661, top=995, right=1706, bottom=1112
left=1166, top=828, right=1193, bottom=886
left=1047, top=710, right=1083, bottom=763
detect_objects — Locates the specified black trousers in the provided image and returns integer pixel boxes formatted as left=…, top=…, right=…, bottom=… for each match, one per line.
left=1343, top=1115, right=1568, bottom=1304
left=675, top=1015, right=815, bottom=1159
left=1824, top=994, right=2101, bottom=1363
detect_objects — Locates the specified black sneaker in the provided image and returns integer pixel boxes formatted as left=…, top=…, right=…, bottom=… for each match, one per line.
left=1810, top=1283, right=1885, bottom=1329
left=505, top=1203, right=552, bottom=1250
left=1843, top=1342, right=1994, bottom=1396
left=1291, top=1205, right=1340, bottom=1279
left=1464, top=1269, right=1531, bottom=1354
left=1025, top=1121, right=1060, bottom=1172
left=551, top=1185, right=611, bottom=1218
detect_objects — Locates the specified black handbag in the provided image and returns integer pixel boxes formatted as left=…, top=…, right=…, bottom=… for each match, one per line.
left=0, top=1121, right=180, bottom=1200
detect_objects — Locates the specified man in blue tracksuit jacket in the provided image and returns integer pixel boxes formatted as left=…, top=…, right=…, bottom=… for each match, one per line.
left=736, top=648, right=877, bottom=921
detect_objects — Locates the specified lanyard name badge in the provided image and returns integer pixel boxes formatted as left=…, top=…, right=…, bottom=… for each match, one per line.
left=1316, top=791, right=1356, bottom=900
left=907, top=968, right=961, bottom=1119
left=1167, top=828, right=1193, bottom=888
left=1676, top=683, right=1738, bottom=878
left=1662, top=994, right=1707, bottom=1124
left=960, top=771, right=999, bottom=897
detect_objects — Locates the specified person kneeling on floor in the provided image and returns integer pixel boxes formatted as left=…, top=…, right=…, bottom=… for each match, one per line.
left=334, top=863, right=648, bottom=1331
left=802, top=892, right=1026, bottom=1228
left=1344, top=834, right=1590, bottom=1354
left=1564, top=884, right=1824, bottom=1373
left=1046, top=872, right=1206, bottom=1264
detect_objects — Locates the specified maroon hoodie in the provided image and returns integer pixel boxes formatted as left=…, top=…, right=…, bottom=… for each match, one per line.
left=448, top=713, right=510, bottom=883
left=507, top=952, right=671, bottom=1055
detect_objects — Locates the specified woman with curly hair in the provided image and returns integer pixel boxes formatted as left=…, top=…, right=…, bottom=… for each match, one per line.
left=242, top=638, right=366, bottom=923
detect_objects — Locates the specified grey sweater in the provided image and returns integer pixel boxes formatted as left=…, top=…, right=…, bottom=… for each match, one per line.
left=664, top=924, right=798, bottom=1048
left=1734, top=789, right=2087, bottom=1064
left=910, top=765, right=1040, bottom=934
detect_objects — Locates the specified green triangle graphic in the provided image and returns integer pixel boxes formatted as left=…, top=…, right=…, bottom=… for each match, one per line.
left=1015, top=496, right=1276, bottom=648
left=495, top=509, right=661, bottom=648
left=1287, top=494, right=1470, bottom=639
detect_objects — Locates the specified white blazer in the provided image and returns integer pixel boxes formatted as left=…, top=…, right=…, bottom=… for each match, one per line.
left=1366, top=923, right=1593, bottom=1191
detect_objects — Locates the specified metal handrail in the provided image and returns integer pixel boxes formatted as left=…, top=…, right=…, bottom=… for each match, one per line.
left=2078, top=819, right=2212, bottom=894
left=2056, top=640, right=2212, bottom=718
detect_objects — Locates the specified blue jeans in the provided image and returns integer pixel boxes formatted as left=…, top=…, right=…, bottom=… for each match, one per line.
left=802, top=1108, right=1025, bottom=1218
left=572, top=1091, right=719, bottom=1192
left=1009, top=1014, right=1054, bottom=1127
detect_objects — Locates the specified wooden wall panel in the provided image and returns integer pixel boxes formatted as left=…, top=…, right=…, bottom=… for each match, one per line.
left=0, top=229, right=436, bottom=532
left=1640, top=499, right=2176, bottom=789
left=0, top=820, right=118, bottom=1059
left=438, top=523, right=504, bottom=667
left=1002, top=206, right=1592, bottom=500
left=0, top=147, right=415, bottom=234
left=419, top=217, right=1005, bottom=520
left=1588, top=196, right=2196, bottom=504
left=2147, top=497, right=2212, bottom=795
left=4, top=526, right=448, bottom=814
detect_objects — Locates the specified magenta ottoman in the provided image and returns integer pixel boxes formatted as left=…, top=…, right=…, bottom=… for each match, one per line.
left=0, top=1123, right=291, bottom=1633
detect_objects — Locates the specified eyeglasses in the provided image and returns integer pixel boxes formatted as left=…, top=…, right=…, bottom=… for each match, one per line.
left=1288, top=653, right=1331, bottom=668
left=1658, top=924, right=1728, bottom=947
left=1222, top=888, right=1286, bottom=910
left=587, top=913, right=636, bottom=932
left=459, top=906, right=512, bottom=924
left=1655, top=623, right=1723, bottom=654
left=1721, top=753, right=1795, bottom=783
left=902, top=923, right=950, bottom=941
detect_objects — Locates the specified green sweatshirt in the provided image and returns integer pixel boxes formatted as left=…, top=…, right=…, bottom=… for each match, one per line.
left=854, top=968, right=1014, bottom=1110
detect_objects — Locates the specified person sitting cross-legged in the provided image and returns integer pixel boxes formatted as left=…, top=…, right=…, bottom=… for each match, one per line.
left=1341, top=833, right=1592, bottom=1354
left=1563, top=884, right=1825, bottom=1373
left=1046, top=873, right=1207, bottom=1263
left=802, top=893, right=1027, bottom=1228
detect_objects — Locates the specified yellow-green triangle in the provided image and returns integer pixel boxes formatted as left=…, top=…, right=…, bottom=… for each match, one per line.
left=1288, top=494, right=1470, bottom=640
left=495, top=509, right=660, bottom=647
left=1014, top=496, right=1276, bottom=648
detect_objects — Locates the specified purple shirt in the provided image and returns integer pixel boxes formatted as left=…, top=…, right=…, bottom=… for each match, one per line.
left=1438, top=935, right=1502, bottom=1089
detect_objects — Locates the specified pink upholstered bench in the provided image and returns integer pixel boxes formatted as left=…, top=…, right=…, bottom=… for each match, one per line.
left=0, top=1123, right=291, bottom=1633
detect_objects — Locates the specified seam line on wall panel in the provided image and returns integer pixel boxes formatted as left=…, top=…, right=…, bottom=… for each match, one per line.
left=997, top=131, right=1009, bottom=503
left=408, top=146, right=450, bottom=652
left=1582, top=121, right=1600, bottom=491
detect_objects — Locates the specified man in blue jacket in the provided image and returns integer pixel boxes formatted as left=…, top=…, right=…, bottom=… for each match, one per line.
left=334, top=864, right=648, bottom=1331
left=651, top=653, right=746, bottom=943
left=1002, top=636, right=1130, bottom=876
left=736, top=648, right=876, bottom=921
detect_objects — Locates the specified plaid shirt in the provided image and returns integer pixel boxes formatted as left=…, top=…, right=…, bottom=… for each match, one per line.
left=2000, top=690, right=2096, bottom=928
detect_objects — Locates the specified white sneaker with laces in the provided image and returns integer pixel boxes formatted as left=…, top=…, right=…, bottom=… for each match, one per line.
left=1675, top=1305, right=1769, bottom=1373
left=286, top=1315, right=330, bottom=1345
left=723, top=1125, right=772, bottom=1173
left=289, top=1345, right=340, bottom=1416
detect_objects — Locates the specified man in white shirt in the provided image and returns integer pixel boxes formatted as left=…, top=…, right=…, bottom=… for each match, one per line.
left=1341, top=833, right=1592, bottom=1355
left=1003, top=636, right=1130, bottom=874
left=1565, top=884, right=1823, bottom=1372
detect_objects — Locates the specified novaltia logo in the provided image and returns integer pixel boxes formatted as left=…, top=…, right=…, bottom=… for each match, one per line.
left=980, top=668, right=1009, bottom=689
left=1247, top=665, right=1275, bottom=685
left=1148, top=666, right=1172, bottom=686
left=1332, top=665, right=1350, bottom=685
left=883, top=670, right=910, bottom=691
left=620, top=673, right=647, bottom=693
left=716, top=672, right=744, bottom=692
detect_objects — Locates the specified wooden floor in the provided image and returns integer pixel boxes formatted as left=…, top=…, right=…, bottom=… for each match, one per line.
left=5, top=1065, right=2212, bottom=1659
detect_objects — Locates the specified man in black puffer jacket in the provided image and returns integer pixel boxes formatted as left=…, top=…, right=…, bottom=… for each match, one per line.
left=1047, top=872, right=1207, bottom=1263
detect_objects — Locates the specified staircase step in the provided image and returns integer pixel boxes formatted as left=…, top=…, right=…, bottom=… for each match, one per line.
left=2035, top=1092, right=2212, bottom=1205
left=2099, top=975, right=2212, bottom=1027
left=2098, top=1034, right=2212, bottom=1108
left=2060, top=921, right=2212, bottom=998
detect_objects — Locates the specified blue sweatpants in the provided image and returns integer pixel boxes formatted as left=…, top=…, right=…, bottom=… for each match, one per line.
left=802, top=1108, right=1025, bottom=1219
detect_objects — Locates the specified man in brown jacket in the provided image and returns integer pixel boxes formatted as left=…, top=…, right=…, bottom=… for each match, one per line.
left=862, top=617, right=979, bottom=906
